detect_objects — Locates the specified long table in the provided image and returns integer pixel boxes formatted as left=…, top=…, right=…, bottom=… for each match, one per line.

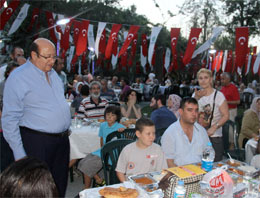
left=69, top=125, right=100, bottom=160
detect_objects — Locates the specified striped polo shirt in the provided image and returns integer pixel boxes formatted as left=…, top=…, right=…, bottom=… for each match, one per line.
left=78, top=96, right=108, bottom=119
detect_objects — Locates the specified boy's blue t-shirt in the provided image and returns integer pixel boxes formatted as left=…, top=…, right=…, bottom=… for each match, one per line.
left=92, top=121, right=125, bottom=157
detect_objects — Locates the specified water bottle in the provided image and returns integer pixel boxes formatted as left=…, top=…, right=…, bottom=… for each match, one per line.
left=201, top=142, right=215, bottom=172
left=73, top=112, right=78, bottom=128
left=173, top=180, right=186, bottom=198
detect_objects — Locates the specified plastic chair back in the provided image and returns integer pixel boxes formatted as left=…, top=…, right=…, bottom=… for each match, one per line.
left=222, top=120, right=245, bottom=161
left=242, top=92, right=253, bottom=109
left=106, top=128, right=137, bottom=143
left=101, top=139, right=134, bottom=185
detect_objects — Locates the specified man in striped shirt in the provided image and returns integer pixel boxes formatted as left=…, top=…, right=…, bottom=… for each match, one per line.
left=78, top=81, right=108, bottom=119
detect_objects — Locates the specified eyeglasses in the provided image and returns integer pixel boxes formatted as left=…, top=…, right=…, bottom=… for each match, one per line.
left=37, top=53, right=58, bottom=60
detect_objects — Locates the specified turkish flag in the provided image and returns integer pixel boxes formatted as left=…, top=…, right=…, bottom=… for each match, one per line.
left=0, top=0, right=20, bottom=30
left=72, top=20, right=81, bottom=46
left=216, top=51, right=223, bottom=72
left=45, top=11, right=57, bottom=43
left=128, top=34, right=138, bottom=66
left=170, top=28, right=180, bottom=56
left=235, top=27, right=249, bottom=69
left=61, top=20, right=72, bottom=53
left=105, top=24, right=122, bottom=59
left=120, top=51, right=128, bottom=67
left=183, top=28, right=202, bottom=65
left=27, top=8, right=39, bottom=32
left=76, top=20, right=89, bottom=56
left=225, top=50, right=233, bottom=72
left=118, top=25, right=140, bottom=57
left=169, top=54, right=178, bottom=73
left=99, top=29, right=106, bottom=54
left=141, top=34, right=148, bottom=57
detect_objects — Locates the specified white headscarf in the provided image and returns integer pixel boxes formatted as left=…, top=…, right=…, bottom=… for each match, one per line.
left=247, top=96, right=260, bottom=121
left=75, top=82, right=84, bottom=94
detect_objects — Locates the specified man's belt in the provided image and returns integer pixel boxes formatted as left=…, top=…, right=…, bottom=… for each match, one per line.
left=20, top=126, right=71, bottom=138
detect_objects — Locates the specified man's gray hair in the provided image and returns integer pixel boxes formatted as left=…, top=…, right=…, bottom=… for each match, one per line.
left=89, top=81, right=101, bottom=89
left=221, top=72, right=231, bottom=80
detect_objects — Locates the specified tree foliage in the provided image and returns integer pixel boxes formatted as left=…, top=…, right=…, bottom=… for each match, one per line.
left=221, top=0, right=260, bottom=36
left=179, top=0, right=222, bottom=42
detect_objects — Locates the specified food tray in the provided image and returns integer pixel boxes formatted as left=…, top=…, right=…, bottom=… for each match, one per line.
left=128, top=173, right=162, bottom=194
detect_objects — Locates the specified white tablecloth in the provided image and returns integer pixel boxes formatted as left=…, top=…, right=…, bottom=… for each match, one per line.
left=245, top=138, right=257, bottom=164
left=69, top=125, right=100, bottom=160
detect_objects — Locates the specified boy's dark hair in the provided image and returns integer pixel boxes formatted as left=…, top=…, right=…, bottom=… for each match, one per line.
left=80, top=85, right=89, bottom=96
left=104, top=106, right=121, bottom=122
left=180, top=97, right=198, bottom=109
left=153, top=94, right=166, bottom=106
left=135, top=118, right=155, bottom=132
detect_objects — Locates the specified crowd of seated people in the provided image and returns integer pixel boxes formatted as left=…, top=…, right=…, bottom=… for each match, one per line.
left=2, top=52, right=260, bottom=195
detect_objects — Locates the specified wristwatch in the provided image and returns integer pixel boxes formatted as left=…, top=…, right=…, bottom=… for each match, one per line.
left=216, top=123, right=220, bottom=128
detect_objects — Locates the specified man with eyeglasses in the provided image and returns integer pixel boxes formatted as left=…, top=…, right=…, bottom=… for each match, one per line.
left=2, top=38, right=71, bottom=197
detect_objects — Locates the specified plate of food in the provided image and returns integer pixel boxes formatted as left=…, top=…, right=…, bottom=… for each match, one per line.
left=79, top=182, right=140, bottom=198
left=99, top=186, right=139, bottom=198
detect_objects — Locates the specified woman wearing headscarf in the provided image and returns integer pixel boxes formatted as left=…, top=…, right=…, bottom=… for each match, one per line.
left=167, top=94, right=182, bottom=119
left=238, top=97, right=260, bottom=148
left=69, top=82, right=84, bottom=101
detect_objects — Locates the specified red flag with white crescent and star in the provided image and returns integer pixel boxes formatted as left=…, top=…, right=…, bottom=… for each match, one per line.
left=141, top=34, right=148, bottom=57
left=120, top=51, right=128, bottom=68
left=72, top=20, right=81, bottom=46
left=105, top=24, right=122, bottom=59
left=99, top=29, right=106, bottom=55
left=170, top=28, right=180, bottom=57
left=118, top=25, right=140, bottom=57
left=76, top=20, right=89, bottom=56
left=128, top=34, right=138, bottom=66
left=45, top=11, right=57, bottom=43
left=27, top=7, right=39, bottom=32
left=183, top=28, right=202, bottom=65
left=225, top=50, right=233, bottom=72
left=0, top=0, right=20, bottom=30
left=60, top=20, right=72, bottom=54
left=235, top=27, right=249, bottom=70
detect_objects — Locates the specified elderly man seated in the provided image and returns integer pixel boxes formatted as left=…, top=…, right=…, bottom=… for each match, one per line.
left=78, top=81, right=108, bottom=119
left=161, top=97, right=210, bottom=167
